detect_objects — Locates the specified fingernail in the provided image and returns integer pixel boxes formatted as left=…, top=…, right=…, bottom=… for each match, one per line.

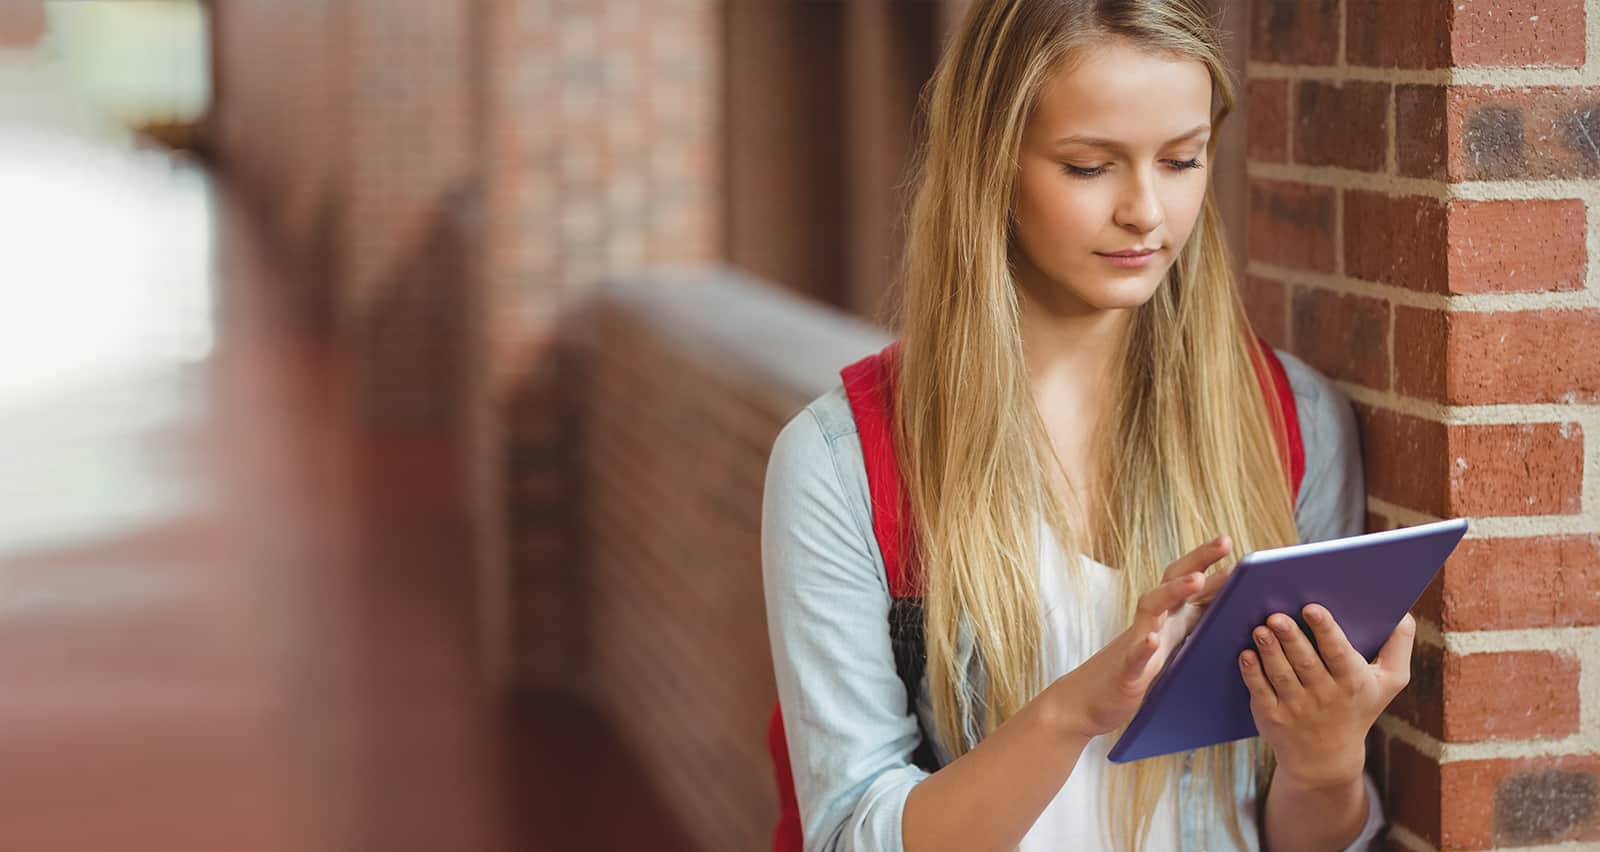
left=1255, top=629, right=1271, bottom=645
left=1305, top=605, right=1324, bottom=623
left=1271, top=617, right=1292, bottom=634
left=1239, top=653, right=1252, bottom=668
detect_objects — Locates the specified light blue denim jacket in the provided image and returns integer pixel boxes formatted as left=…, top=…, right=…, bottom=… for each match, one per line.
left=761, top=348, right=1385, bottom=852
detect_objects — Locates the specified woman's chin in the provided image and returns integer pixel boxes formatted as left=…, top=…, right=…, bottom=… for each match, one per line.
left=1079, top=276, right=1163, bottom=311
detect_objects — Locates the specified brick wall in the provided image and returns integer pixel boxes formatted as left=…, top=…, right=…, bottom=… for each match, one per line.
left=210, top=1, right=349, bottom=306
left=212, top=0, right=723, bottom=687
left=213, top=0, right=472, bottom=331
left=473, top=0, right=723, bottom=686
left=1244, top=1, right=1600, bottom=849
left=573, top=269, right=888, bottom=852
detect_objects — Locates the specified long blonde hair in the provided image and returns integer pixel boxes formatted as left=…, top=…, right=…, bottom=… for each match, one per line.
left=889, top=1, right=1300, bottom=849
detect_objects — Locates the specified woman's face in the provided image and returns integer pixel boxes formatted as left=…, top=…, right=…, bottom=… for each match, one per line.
left=1010, top=41, right=1214, bottom=316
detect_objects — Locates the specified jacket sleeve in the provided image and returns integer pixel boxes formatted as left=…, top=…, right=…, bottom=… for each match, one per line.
left=762, top=406, right=931, bottom=852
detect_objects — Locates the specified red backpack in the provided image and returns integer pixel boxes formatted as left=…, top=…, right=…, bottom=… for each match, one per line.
left=765, top=335, right=1305, bottom=852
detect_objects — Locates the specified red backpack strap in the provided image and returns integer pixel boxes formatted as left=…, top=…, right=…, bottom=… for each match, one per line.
left=839, top=340, right=918, bottom=597
left=1249, top=334, right=1306, bottom=502
left=767, top=707, right=802, bottom=852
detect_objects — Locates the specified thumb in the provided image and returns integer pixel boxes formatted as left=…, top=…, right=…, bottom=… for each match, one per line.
left=1374, top=612, right=1417, bottom=685
left=1121, top=629, right=1159, bottom=686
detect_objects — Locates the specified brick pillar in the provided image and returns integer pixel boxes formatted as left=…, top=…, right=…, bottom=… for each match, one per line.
left=0, top=0, right=43, bottom=48
left=475, top=0, right=722, bottom=688
left=1246, top=1, right=1598, bottom=849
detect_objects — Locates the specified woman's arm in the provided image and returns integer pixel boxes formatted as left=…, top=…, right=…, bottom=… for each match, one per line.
left=1251, top=606, right=1408, bottom=852
left=901, top=552, right=1222, bottom=852
left=763, top=407, right=931, bottom=851
left=1262, top=352, right=1392, bottom=852
left=764, top=404, right=1226, bottom=852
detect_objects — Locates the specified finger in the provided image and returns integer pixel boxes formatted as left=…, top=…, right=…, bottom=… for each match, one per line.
left=1252, top=623, right=1303, bottom=699
left=1239, top=649, right=1277, bottom=711
left=1373, top=612, right=1418, bottom=688
left=1192, top=562, right=1232, bottom=606
left=1162, top=535, right=1233, bottom=583
left=1303, top=604, right=1366, bottom=683
left=1121, top=630, right=1160, bottom=684
left=1268, top=612, right=1334, bottom=691
left=1134, top=572, right=1204, bottom=632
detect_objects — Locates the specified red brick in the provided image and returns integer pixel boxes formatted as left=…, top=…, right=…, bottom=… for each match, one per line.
left=1366, top=729, right=1390, bottom=812
left=1293, top=81, right=1389, bottom=171
left=1389, top=738, right=1443, bottom=847
left=1243, top=275, right=1288, bottom=350
left=1346, top=0, right=1451, bottom=69
left=1346, top=0, right=1582, bottom=71
left=1448, top=310, right=1600, bottom=404
left=1445, top=651, right=1581, bottom=742
left=1396, top=85, right=1449, bottom=179
left=1358, top=408, right=1584, bottom=517
left=1414, top=570, right=1444, bottom=624
left=1452, top=0, right=1585, bottom=68
left=1448, top=86, right=1600, bottom=181
left=1401, top=309, right=1600, bottom=405
left=1385, top=645, right=1578, bottom=744
left=1249, top=179, right=1337, bottom=273
left=1251, top=0, right=1341, bottom=66
left=1389, top=643, right=1445, bottom=739
left=1447, top=199, right=1586, bottom=294
left=1436, top=754, right=1600, bottom=850
left=1247, top=79, right=1289, bottom=163
left=1393, top=306, right=1447, bottom=400
left=1344, top=191, right=1448, bottom=292
left=1449, top=422, right=1584, bottom=516
left=1290, top=286, right=1390, bottom=388
left=1437, top=535, right=1600, bottom=630
left=1359, top=406, right=1448, bottom=516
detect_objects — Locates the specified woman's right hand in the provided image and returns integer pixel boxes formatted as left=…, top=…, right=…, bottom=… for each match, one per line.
left=1051, top=536, right=1234, bottom=739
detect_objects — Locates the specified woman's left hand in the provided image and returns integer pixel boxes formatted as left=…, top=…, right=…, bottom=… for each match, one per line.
left=1239, top=604, right=1416, bottom=790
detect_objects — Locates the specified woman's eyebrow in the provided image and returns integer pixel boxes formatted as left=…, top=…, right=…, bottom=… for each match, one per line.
left=1053, top=124, right=1211, bottom=150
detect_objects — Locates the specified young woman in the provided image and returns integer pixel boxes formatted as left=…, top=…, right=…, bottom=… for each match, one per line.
left=761, top=1, right=1413, bottom=851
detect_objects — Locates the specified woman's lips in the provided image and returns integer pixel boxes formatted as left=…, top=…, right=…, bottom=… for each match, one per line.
left=1095, top=248, right=1159, bottom=269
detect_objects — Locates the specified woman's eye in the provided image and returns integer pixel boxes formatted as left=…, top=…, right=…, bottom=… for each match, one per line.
left=1060, top=159, right=1205, bottom=179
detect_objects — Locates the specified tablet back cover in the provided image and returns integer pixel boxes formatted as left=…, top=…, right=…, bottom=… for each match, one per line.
left=1106, top=518, right=1467, bottom=763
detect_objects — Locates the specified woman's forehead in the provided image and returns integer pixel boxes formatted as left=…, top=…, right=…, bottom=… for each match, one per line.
left=1028, top=43, right=1213, bottom=148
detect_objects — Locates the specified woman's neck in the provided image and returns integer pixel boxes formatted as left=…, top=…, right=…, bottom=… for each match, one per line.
left=1016, top=284, right=1133, bottom=404
left=1016, top=280, right=1135, bottom=553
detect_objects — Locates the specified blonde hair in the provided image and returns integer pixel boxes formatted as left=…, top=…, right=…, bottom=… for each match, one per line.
left=888, top=1, right=1299, bottom=849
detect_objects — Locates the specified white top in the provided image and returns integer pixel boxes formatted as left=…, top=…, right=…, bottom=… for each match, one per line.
left=1024, top=539, right=1186, bottom=849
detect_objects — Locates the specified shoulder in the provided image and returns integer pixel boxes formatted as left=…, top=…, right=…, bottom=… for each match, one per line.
left=763, top=383, right=876, bottom=538
left=765, top=383, right=863, bottom=488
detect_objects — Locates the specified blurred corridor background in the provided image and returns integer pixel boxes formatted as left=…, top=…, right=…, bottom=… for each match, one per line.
left=4, top=0, right=1600, bottom=850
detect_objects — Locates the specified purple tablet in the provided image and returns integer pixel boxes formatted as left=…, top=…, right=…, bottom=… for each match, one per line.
left=1106, top=518, right=1468, bottom=764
